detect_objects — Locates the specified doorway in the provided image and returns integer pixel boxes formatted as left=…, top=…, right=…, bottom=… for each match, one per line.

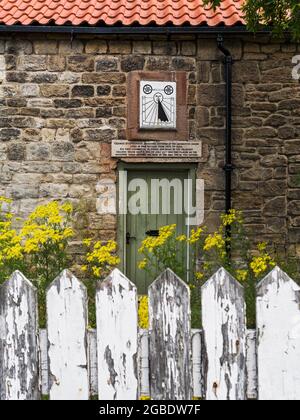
left=118, top=164, right=196, bottom=294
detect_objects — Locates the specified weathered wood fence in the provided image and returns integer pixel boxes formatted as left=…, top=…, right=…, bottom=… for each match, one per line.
left=0, top=266, right=300, bottom=400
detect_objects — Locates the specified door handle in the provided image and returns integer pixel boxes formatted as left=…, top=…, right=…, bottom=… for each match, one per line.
left=126, top=232, right=136, bottom=244
left=145, top=230, right=159, bottom=237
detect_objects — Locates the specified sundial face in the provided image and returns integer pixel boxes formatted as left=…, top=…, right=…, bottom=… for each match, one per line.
left=139, top=81, right=176, bottom=130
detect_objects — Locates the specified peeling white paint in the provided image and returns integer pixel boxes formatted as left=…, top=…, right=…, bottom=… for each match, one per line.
left=202, top=267, right=246, bottom=400
left=246, top=330, right=257, bottom=400
left=257, top=266, right=300, bottom=400
left=148, top=268, right=192, bottom=400
left=39, top=328, right=49, bottom=396
left=191, top=329, right=202, bottom=398
left=88, top=329, right=98, bottom=396
left=96, top=268, right=138, bottom=400
left=138, top=329, right=150, bottom=398
left=2, top=266, right=300, bottom=400
left=0, top=271, right=39, bottom=400
left=46, top=270, right=89, bottom=400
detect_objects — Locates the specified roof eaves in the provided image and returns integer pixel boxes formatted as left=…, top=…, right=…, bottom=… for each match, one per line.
left=0, top=23, right=272, bottom=35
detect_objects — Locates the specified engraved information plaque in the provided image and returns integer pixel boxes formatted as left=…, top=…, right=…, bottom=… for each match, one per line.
left=112, top=140, right=202, bottom=160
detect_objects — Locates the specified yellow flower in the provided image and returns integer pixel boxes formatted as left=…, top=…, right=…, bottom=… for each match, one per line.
left=176, top=234, right=187, bottom=242
left=204, top=232, right=225, bottom=251
left=250, top=254, right=275, bottom=278
left=83, top=238, right=92, bottom=247
left=236, top=269, right=248, bottom=282
left=92, top=266, right=101, bottom=277
left=138, top=295, right=149, bottom=329
left=62, top=227, right=74, bottom=238
left=188, top=227, right=203, bottom=244
left=257, top=242, right=267, bottom=252
left=221, top=209, right=243, bottom=226
left=81, top=265, right=88, bottom=272
left=140, top=396, right=151, bottom=400
left=0, top=196, right=12, bottom=204
left=83, top=239, right=120, bottom=279
left=61, top=202, right=73, bottom=214
left=138, top=259, right=148, bottom=270
left=195, top=272, right=204, bottom=281
left=139, top=224, right=176, bottom=254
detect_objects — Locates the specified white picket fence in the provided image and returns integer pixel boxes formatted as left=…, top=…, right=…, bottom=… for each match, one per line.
left=0, top=266, right=300, bottom=400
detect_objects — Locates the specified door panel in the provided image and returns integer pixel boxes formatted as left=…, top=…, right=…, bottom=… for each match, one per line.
left=125, top=169, right=191, bottom=294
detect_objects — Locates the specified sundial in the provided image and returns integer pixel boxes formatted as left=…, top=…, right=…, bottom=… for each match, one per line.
left=139, top=80, right=177, bottom=130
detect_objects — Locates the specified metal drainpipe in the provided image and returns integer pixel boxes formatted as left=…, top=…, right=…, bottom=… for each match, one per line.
left=217, top=34, right=234, bottom=254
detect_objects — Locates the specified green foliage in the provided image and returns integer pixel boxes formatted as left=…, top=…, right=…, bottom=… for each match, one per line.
left=0, top=196, right=121, bottom=329
left=204, top=0, right=300, bottom=40
left=0, top=197, right=25, bottom=284
left=21, top=201, right=74, bottom=286
left=137, top=210, right=277, bottom=328
left=81, top=238, right=121, bottom=329
left=0, top=199, right=74, bottom=327
left=138, top=224, right=186, bottom=280
left=272, top=245, right=300, bottom=283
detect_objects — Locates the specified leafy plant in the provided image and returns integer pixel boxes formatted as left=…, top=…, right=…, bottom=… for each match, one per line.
left=0, top=199, right=74, bottom=326
left=138, top=295, right=149, bottom=330
left=0, top=196, right=121, bottom=329
left=81, top=238, right=120, bottom=328
left=21, top=201, right=74, bottom=284
left=138, top=224, right=187, bottom=280
left=138, top=210, right=277, bottom=327
left=0, top=196, right=25, bottom=284
left=22, top=201, right=74, bottom=326
left=204, top=0, right=300, bottom=40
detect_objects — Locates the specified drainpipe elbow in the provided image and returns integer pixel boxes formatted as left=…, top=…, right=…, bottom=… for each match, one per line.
left=217, top=34, right=232, bottom=62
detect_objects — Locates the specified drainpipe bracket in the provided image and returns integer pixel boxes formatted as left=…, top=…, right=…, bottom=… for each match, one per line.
left=224, top=55, right=233, bottom=64
left=217, top=33, right=224, bottom=44
left=223, top=163, right=235, bottom=172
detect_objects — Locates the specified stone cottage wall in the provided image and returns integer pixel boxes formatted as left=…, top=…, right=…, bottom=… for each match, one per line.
left=0, top=33, right=299, bottom=255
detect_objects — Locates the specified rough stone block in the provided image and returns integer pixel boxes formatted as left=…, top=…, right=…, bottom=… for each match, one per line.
left=40, top=84, right=70, bottom=97
left=96, top=85, right=111, bottom=96
left=51, top=141, right=74, bottom=161
left=96, top=57, right=118, bottom=72
left=132, top=41, right=152, bottom=54
left=47, top=55, right=66, bottom=71
left=59, top=40, right=84, bottom=54
left=7, top=143, right=26, bottom=161
left=109, top=41, right=132, bottom=54
left=85, top=40, right=108, bottom=54
left=72, top=85, right=94, bottom=97
left=67, top=55, right=94, bottom=72
left=18, top=55, right=47, bottom=71
left=121, top=56, right=145, bottom=72
left=34, top=40, right=58, bottom=54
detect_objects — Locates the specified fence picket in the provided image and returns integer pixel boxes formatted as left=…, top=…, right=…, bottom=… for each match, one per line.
left=138, top=329, right=150, bottom=399
left=88, top=329, right=98, bottom=397
left=96, top=268, right=138, bottom=400
left=39, top=329, right=49, bottom=396
left=201, top=267, right=246, bottom=400
left=256, top=266, right=300, bottom=400
left=46, top=270, right=89, bottom=400
left=191, top=329, right=202, bottom=399
left=246, top=330, right=257, bottom=400
left=0, top=271, right=39, bottom=400
left=1, top=266, right=300, bottom=400
left=148, top=268, right=192, bottom=400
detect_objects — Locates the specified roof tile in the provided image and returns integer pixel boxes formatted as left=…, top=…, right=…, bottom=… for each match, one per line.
left=0, top=0, right=245, bottom=26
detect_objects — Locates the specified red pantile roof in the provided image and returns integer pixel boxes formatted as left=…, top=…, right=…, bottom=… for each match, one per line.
left=0, top=0, right=245, bottom=27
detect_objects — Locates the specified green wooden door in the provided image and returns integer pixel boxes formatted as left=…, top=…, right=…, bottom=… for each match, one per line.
left=125, top=169, right=192, bottom=294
